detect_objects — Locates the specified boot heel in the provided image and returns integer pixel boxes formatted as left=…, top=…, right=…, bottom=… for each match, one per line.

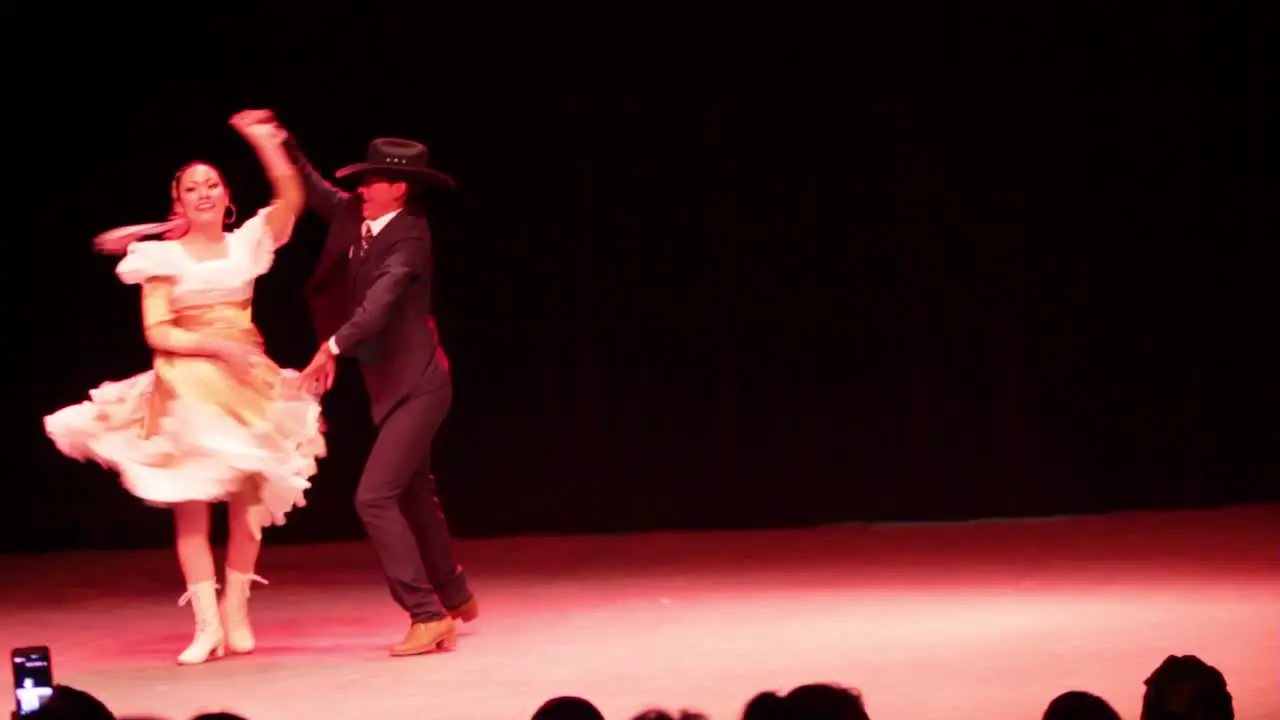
left=436, top=627, right=458, bottom=652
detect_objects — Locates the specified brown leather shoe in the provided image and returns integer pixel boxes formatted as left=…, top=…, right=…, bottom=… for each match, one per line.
left=447, top=596, right=478, bottom=623
left=389, top=616, right=457, bottom=657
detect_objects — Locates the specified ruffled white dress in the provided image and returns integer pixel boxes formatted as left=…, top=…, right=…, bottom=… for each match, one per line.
left=43, top=207, right=326, bottom=537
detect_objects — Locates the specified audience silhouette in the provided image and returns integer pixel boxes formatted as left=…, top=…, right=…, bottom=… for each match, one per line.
left=11, top=652, right=1240, bottom=720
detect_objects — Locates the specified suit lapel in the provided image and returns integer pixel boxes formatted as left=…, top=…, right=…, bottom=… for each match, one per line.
left=350, top=211, right=408, bottom=289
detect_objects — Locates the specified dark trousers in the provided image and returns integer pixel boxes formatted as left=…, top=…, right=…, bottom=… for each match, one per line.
left=354, top=360, right=471, bottom=623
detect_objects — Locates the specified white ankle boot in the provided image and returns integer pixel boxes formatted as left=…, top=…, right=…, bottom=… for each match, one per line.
left=221, top=570, right=268, bottom=655
left=176, top=580, right=224, bottom=665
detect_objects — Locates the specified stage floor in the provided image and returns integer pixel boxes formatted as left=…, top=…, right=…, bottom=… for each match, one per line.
left=2, top=505, right=1277, bottom=720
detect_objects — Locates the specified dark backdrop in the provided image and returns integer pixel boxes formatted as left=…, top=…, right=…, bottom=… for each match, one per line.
left=2, top=5, right=1272, bottom=553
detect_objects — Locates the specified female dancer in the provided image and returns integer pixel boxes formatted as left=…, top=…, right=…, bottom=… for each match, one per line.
left=43, top=111, right=326, bottom=666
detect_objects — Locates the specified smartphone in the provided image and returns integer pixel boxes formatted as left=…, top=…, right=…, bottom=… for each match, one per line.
left=10, top=647, right=53, bottom=716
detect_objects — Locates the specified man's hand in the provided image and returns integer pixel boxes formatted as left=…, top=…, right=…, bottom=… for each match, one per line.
left=299, top=344, right=337, bottom=396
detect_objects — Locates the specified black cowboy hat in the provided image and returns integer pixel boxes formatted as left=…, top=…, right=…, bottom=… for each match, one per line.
left=335, top=137, right=457, bottom=190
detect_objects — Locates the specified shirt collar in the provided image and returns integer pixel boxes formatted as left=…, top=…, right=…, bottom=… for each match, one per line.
left=363, top=208, right=402, bottom=237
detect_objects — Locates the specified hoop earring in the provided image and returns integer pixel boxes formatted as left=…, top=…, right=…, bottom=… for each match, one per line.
left=225, top=203, right=237, bottom=225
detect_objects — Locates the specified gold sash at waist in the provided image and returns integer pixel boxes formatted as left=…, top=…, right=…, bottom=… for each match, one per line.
left=171, top=298, right=263, bottom=348
left=144, top=297, right=280, bottom=437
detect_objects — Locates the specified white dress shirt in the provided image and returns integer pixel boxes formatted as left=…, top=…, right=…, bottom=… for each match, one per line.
left=328, top=208, right=402, bottom=355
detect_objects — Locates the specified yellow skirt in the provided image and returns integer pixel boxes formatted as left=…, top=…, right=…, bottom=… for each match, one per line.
left=44, top=299, right=327, bottom=537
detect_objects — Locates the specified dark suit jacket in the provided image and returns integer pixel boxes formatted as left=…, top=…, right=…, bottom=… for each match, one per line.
left=285, top=138, right=445, bottom=425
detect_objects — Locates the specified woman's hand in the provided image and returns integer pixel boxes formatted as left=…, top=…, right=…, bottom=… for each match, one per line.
left=229, top=109, right=286, bottom=147
left=211, top=340, right=265, bottom=385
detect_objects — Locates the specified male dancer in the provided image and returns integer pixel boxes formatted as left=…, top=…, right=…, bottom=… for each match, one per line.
left=265, top=112, right=477, bottom=656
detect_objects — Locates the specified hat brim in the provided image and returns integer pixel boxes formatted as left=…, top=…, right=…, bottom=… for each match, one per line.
left=335, top=163, right=457, bottom=190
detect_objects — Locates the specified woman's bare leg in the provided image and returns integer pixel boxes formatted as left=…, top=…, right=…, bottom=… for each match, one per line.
left=174, top=501, right=215, bottom=583
left=225, top=490, right=262, bottom=574
left=173, top=502, right=224, bottom=665
left=222, top=487, right=265, bottom=654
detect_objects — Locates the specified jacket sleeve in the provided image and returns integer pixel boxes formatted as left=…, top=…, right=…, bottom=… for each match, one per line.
left=331, top=235, right=429, bottom=357
left=283, top=136, right=349, bottom=223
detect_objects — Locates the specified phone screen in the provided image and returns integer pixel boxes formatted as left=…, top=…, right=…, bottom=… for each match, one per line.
left=11, top=647, right=53, bottom=716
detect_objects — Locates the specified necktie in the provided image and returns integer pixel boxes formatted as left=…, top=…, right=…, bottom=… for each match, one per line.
left=358, top=222, right=373, bottom=257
